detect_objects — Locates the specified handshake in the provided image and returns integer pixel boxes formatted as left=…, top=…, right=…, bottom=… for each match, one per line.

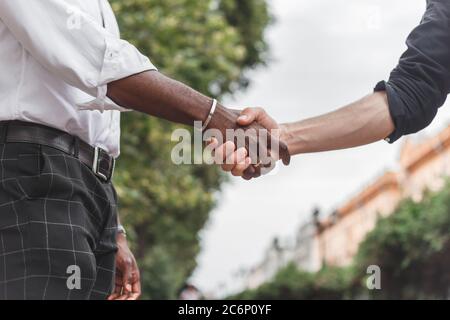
left=205, top=106, right=291, bottom=180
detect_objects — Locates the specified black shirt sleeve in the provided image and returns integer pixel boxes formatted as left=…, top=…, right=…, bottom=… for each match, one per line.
left=375, top=0, right=450, bottom=143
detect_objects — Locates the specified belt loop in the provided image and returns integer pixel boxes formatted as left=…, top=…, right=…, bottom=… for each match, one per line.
left=73, top=136, right=80, bottom=158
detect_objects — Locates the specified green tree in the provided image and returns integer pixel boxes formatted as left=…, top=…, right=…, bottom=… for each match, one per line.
left=355, top=183, right=450, bottom=299
left=109, top=0, right=272, bottom=299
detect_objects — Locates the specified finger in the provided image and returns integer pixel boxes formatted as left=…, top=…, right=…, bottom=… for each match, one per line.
left=222, top=147, right=247, bottom=172
left=231, top=157, right=252, bottom=177
left=243, top=165, right=256, bottom=180
left=108, top=294, right=119, bottom=300
left=126, top=270, right=141, bottom=300
left=126, top=281, right=141, bottom=300
left=113, top=284, right=130, bottom=300
left=279, top=140, right=291, bottom=166
left=108, top=293, right=120, bottom=300
left=244, top=164, right=262, bottom=179
left=237, top=108, right=263, bottom=126
left=260, top=157, right=277, bottom=175
left=253, top=165, right=262, bottom=178
left=207, top=137, right=219, bottom=147
left=108, top=293, right=123, bottom=300
left=121, top=260, right=134, bottom=295
left=214, top=141, right=235, bottom=165
left=128, top=278, right=141, bottom=300
left=108, top=284, right=123, bottom=300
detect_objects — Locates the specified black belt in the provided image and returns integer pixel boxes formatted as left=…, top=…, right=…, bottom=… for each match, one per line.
left=0, top=120, right=115, bottom=182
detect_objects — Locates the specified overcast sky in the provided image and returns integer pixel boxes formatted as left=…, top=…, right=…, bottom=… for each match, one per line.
left=191, top=0, right=450, bottom=296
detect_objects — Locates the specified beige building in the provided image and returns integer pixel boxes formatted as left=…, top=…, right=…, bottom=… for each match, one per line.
left=317, top=172, right=401, bottom=266
left=400, top=125, right=450, bottom=201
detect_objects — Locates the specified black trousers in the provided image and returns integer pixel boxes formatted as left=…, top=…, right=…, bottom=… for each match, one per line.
left=0, top=142, right=118, bottom=300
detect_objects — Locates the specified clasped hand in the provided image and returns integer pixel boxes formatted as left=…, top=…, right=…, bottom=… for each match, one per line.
left=208, top=107, right=290, bottom=180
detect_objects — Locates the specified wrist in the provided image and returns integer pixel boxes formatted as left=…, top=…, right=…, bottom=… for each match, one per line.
left=279, top=123, right=289, bottom=141
left=206, top=104, right=238, bottom=133
left=279, top=122, right=308, bottom=156
left=117, top=232, right=127, bottom=246
left=117, top=224, right=127, bottom=238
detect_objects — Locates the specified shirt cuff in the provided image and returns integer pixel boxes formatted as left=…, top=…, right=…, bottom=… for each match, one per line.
left=77, top=35, right=157, bottom=112
left=374, top=80, right=405, bottom=144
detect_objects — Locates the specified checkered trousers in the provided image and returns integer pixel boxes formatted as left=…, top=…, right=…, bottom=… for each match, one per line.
left=0, top=142, right=118, bottom=300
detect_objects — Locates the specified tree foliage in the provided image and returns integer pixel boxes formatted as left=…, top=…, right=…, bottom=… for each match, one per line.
left=232, top=264, right=354, bottom=300
left=108, top=0, right=272, bottom=299
left=355, top=183, right=450, bottom=299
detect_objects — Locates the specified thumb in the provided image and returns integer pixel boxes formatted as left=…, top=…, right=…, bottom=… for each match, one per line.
left=237, top=108, right=260, bottom=126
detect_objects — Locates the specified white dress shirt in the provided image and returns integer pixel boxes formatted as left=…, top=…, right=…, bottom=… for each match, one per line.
left=0, top=0, right=157, bottom=157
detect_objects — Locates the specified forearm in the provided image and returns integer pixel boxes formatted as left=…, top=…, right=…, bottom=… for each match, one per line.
left=107, top=70, right=287, bottom=163
left=281, top=91, right=395, bottom=155
left=107, top=70, right=221, bottom=126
